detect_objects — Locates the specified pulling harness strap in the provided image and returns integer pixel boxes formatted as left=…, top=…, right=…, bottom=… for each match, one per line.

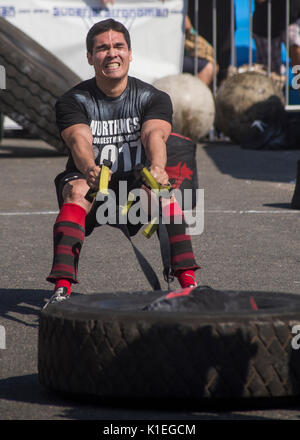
left=157, top=196, right=173, bottom=290
left=84, top=162, right=173, bottom=291
left=118, top=222, right=162, bottom=291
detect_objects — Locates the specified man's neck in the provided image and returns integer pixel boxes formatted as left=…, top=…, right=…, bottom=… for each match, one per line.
left=95, top=76, right=129, bottom=98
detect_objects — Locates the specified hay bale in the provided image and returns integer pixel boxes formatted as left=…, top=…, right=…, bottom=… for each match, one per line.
left=153, top=73, right=215, bottom=141
left=215, top=71, right=285, bottom=145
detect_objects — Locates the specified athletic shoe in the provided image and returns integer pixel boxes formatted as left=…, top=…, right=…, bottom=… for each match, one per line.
left=43, top=286, right=70, bottom=309
left=185, top=273, right=198, bottom=288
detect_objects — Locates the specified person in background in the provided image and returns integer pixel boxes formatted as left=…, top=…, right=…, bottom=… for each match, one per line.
left=96, top=1, right=217, bottom=86
left=187, top=0, right=232, bottom=85
left=253, top=0, right=300, bottom=76
left=183, top=15, right=216, bottom=86
left=99, top=0, right=114, bottom=5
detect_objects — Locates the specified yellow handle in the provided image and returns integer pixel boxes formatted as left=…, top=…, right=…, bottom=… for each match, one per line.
left=142, top=218, right=158, bottom=239
left=141, top=168, right=161, bottom=190
left=119, top=166, right=172, bottom=239
left=140, top=167, right=171, bottom=192
left=120, top=192, right=135, bottom=216
left=87, top=160, right=112, bottom=200
left=139, top=167, right=171, bottom=239
left=99, top=164, right=110, bottom=195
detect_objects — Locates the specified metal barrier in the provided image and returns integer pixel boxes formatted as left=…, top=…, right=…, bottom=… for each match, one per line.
left=191, top=0, right=300, bottom=110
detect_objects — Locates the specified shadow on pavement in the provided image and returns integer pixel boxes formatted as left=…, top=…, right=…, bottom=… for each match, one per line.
left=0, top=289, right=49, bottom=327
left=0, top=373, right=287, bottom=420
left=263, top=203, right=295, bottom=209
left=0, top=143, right=66, bottom=158
left=203, top=143, right=299, bottom=183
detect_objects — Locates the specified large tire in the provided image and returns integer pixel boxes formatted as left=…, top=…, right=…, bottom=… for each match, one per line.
left=0, top=17, right=81, bottom=152
left=38, top=287, right=300, bottom=401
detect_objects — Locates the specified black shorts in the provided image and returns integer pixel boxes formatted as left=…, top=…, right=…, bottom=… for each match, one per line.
left=54, top=168, right=143, bottom=207
left=182, top=55, right=209, bottom=74
left=54, top=168, right=144, bottom=237
left=54, top=169, right=85, bottom=208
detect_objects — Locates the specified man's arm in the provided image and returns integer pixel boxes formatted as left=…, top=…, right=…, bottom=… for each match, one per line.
left=61, top=123, right=101, bottom=189
left=141, top=118, right=171, bottom=186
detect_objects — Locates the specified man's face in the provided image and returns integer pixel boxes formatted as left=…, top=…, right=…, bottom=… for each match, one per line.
left=87, top=30, right=132, bottom=81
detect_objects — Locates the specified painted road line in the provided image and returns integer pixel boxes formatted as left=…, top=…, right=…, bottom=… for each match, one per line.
left=0, top=209, right=299, bottom=216
left=0, top=211, right=59, bottom=216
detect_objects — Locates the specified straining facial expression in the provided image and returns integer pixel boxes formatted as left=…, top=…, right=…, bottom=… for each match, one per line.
left=87, top=29, right=132, bottom=82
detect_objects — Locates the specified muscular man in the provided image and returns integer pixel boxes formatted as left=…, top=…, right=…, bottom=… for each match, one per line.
left=46, top=19, right=200, bottom=304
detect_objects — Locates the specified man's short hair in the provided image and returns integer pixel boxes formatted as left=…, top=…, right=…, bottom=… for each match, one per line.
left=86, top=19, right=131, bottom=53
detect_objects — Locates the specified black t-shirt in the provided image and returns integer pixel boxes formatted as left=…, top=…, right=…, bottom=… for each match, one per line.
left=55, top=76, right=173, bottom=175
left=253, top=0, right=300, bottom=38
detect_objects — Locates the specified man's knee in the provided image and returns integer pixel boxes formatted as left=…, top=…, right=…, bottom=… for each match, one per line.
left=62, top=179, right=91, bottom=209
left=198, top=61, right=216, bottom=86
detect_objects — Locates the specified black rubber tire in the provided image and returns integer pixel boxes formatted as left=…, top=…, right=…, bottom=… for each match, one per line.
left=38, top=287, right=300, bottom=401
left=0, top=17, right=81, bottom=152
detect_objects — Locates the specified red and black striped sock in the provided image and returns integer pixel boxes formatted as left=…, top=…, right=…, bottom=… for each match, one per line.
left=46, top=203, right=86, bottom=293
left=162, top=201, right=200, bottom=287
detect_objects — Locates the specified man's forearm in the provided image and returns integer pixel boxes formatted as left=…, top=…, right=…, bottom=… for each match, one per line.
left=62, top=127, right=96, bottom=175
left=143, top=130, right=169, bottom=186
left=141, top=119, right=171, bottom=186
left=69, top=136, right=96, bottom=175
left=144, top=130, right=167, bottom=169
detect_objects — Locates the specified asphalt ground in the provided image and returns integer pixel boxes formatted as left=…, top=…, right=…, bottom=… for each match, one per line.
left=0, top=136, right=300, bottom=423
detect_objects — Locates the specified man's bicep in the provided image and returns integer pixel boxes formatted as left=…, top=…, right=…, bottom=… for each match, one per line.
left=56, top=93, right=89, bottom=133
left=143, top=90, right=173, bottom=126
left=141, top=119, right=171, bottom=143
left=61, top=123, right=93, bottom=150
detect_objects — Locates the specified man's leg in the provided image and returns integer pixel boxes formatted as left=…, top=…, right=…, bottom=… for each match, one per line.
left=46, top=178, right=92, bottom=302
left=197, top=61, right=215, bottom=87
left=162, top=198, right=200, bottom=288
left=183, top=55, right=216, bottom=86
left=290, top=44, right=300, bottom=70
left=253, top=34, right=282, bottom=75
left=141, top=184, right=200, bottom=288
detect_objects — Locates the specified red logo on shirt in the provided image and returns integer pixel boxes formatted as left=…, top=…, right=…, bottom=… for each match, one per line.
left=165, top=162, right=193, bottom=189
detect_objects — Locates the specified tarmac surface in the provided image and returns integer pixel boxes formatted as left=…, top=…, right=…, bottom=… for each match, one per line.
left=0, top=136, right=300, bottom=422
